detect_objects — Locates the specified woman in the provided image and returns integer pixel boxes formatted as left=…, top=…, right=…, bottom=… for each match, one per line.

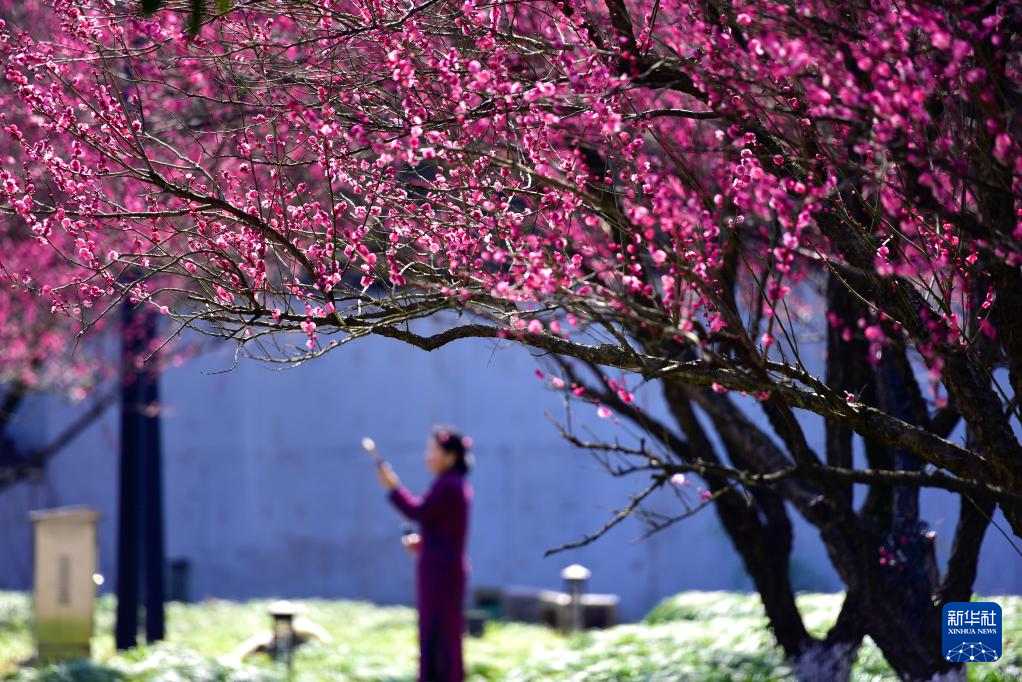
left=376, top=426, right=473, bottom=682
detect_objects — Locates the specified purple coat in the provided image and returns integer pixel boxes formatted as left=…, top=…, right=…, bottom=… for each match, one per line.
left=389, top=470, right=472, bottom=682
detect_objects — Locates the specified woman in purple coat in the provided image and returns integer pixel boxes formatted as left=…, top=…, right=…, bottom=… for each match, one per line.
left=376, top=426, right=473, bottom=682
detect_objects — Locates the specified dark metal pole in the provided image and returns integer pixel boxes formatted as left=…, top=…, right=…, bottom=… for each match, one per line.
left=115, top=303, right=142, bottom=650
left=141, top=309, right=165, bottom=641
left=116, top=303, right=166, bottom=647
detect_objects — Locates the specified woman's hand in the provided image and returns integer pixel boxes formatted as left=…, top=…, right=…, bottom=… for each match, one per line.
left=401, top=532, right=421, bottom=555
left=376, top=461, right=400, bottom=490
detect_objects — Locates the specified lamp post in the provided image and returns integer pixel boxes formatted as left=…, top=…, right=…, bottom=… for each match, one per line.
left=560, top=564, right=591, bottom=633
left=268, top=600, right=300, bottom=670
left=115, top=302, right=165, bottom=649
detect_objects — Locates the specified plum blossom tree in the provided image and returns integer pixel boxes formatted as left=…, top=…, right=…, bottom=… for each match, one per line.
left=1, top=0, right=1020, bottom=679
left=0, top=201, right=121, bottom=488
left=0, top=4, right=196, bottom=492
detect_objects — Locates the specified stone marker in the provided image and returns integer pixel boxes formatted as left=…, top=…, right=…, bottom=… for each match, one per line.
left=30, top=507, right=101, bottom=663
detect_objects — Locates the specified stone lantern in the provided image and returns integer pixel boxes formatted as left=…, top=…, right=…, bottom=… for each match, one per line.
left=560, top=563, right=591, bottom=633
left=268, top=600, right=302, bottom=668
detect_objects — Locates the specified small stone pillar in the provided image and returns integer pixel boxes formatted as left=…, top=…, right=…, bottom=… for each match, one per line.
left=560, top=564, right=591, bottom=634
left=268, top=600, right=300, bottom=669
left=31, top=506, right=101, bottom=663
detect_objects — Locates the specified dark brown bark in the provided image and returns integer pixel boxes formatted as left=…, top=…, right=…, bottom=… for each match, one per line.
left=663, top=382, right=870, bottom=681
left=790, top=594, right=863, bottom=682
left=662, top=382, right=811, bottom=656
left=938, top=496, right=996, bottom=607
left=825, top=276, right=868, bottom=513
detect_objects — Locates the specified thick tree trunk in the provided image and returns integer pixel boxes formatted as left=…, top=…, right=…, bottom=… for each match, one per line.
left=831, top=356, right=954, bottom=681
left=853, top=556, right=956, bottom=681
left=789, top=640, right=859, bottom=682
left=662, top=383, right=862, bottom=682
left=787, top=593, right=863, bottom=682
left=863, top=598, right=965, bottom=680
left=662, top=384, right=809, bottom=649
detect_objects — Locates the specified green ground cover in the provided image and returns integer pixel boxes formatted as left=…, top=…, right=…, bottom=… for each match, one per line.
left=1, top=591, right=1018, bottom=681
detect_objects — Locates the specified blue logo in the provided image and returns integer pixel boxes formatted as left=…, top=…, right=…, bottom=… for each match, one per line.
left=942, top=602, right=1001, bottom=663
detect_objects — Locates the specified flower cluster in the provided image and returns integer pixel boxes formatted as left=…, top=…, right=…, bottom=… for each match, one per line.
left=0, top=0, right=1016, bottom=475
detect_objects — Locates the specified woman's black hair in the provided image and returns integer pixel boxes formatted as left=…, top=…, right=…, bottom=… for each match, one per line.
left=432, top=425, right=473, bottom=475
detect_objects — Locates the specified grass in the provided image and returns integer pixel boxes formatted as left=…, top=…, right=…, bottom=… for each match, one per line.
left=1, top=591, right=1019, bottom=681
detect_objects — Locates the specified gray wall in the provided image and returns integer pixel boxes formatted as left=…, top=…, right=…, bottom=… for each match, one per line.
left=1, top=325, right=1019, bottom=621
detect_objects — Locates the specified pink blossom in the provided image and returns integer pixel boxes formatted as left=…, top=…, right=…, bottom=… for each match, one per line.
left=994, top=134, right=1013, bottom=164
left=0, top=0, right=1011, bottom=518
